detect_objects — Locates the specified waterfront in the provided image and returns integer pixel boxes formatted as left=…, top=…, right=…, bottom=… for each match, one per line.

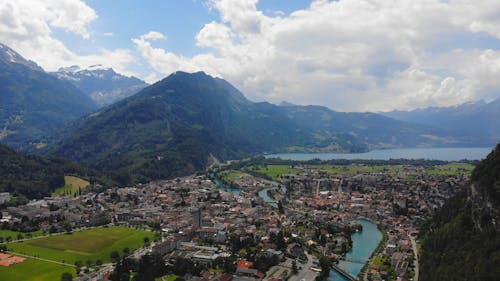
left=329, top=219, right=383, bottom=281
left=266, top=147, right=492, bottom=161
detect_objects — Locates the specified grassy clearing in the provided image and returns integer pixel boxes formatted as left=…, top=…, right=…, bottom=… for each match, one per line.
left=7, top=226, right=154, bottom=265
left=246, top=165, right=301, bottom=181
left=155, top=274, right=179, bottom=281
left=52, top=176, right=90, bottom=197
left=0, top=258, right=75, bottom=281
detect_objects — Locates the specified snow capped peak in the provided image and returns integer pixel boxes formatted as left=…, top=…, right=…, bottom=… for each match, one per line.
left=58, top=65, right=81, bottom=73
left=0, top=43, right=43, bottom=71
left=86, top=64, right=110, bottom=71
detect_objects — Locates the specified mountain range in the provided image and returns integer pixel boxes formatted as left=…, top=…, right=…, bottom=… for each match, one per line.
left=52, top=65, right=148, bottom=107
left=382, top=99, right=500, bottom=145
left=0, top=43, right=97, bottom=151
left=48, top=71, right=480, bottom=183
left=0, top=42, right=498, bottom=184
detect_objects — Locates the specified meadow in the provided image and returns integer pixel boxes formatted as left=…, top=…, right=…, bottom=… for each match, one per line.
left=52, top=175, right=90, bottom=197
left=0, top=258, right=75, bottom=281
left=7, top=226, right=154, bottom=265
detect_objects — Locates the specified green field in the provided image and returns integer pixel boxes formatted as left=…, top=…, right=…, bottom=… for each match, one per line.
left=0, top=259, right=75, bottom=281
left=0, top=229, right=43, bottom=241
left=218, top=170, right=249, bottom=182
left=156, top=274, right=179, bottom=281
left=426, top=163, right=474, bottom=176
left=7, top=226, right=154, bottom=265
left=52, top=176, right=90, bottom=197
left=312, top=164, right=396, bottom=175
left=246, top=165, right=301, bottom=180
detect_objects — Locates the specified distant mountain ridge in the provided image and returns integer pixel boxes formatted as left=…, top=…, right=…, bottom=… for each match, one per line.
left=49, top=71, right=472, bottom=183
left=52, top=65, right=148, bottom=106
left=382, top=99, right=500, bottom=143
left=0, top=43, right=97, bottom=151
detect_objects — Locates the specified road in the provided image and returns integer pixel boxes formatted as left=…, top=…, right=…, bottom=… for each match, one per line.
left=288, top=253, right=318, bottom=281
left=409, top=235, right=419, bottom=281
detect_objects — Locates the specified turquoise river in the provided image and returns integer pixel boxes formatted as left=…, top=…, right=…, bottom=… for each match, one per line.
left=329, top=219, right=382, bottom=281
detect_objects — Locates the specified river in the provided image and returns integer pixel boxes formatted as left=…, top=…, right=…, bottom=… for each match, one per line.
left=266, top=147, right=492, bottom=161
left=329, top=219, right=382, bottom=281
left=211, top=174, right=241, bottom=195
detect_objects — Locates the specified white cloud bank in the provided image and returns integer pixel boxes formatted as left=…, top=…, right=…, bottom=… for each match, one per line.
left=0, top=0, right=136, bottom=76
left=133, top=0, right=500, bottom=111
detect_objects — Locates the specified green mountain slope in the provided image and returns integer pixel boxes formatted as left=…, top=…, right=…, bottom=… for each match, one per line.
left=0, top=144, right=110, bottom=199
left=0, top=43, right=97, bottom=150
left=50, top=71, right=323, bottom=183
left=50, top=71, right=470, bottom=183
left=420, top=144, right=500, bottom=281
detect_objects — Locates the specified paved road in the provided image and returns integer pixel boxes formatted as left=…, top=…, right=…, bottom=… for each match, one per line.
left=288, top=253, right=318, bottom=281
left=409, top=235, right=419, bottom=281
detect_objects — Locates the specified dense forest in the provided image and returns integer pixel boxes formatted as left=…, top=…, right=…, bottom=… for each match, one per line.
left=0, top=144, right=116, bottom=199
left=420, top=143, right=500, bottom=281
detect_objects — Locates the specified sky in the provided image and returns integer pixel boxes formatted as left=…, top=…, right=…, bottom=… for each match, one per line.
left=1, top=0, right=500, bottom=112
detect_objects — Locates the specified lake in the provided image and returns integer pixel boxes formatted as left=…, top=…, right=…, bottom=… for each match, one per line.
left=329, top=219, right=383, bottom=281
left=266, top=147, right=492, bottom=161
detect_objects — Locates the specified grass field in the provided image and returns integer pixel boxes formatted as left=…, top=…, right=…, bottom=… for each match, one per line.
left=218, top=170, right=249, bottom=182
left=0, top=258, right=75, bottom=281
left=7, top=226, right=154, bottom=265
left=0, top=229, right=43, bottom=241
left=52, top=176, right=90, bottom=197
left=312, top=164, right=395, bottom=175
left=426, top=163, right=475, bottom=176
left=246, top=165, right=301, bottom=180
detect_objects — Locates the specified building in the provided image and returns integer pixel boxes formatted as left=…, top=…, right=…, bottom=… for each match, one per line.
left=191, top=207, right=201, bottom=229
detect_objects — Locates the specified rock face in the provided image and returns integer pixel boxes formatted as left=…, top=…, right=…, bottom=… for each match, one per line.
left=420, top=144, right=500, bottom=281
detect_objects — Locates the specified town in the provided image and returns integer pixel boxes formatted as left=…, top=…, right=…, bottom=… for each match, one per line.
left=0, top=159, right=473, bottom=281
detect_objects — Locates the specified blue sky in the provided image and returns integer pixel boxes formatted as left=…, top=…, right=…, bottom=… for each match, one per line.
left=1, top=0, right=500, bottom=111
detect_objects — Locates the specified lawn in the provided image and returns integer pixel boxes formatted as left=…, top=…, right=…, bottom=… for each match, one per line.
left=0, top=258, right=75, bottom=281
left=246, top=165, right=301, bottom=180
left=7, top=226, right=154, bottom=265
left=52, top=176, right=90, bottom=197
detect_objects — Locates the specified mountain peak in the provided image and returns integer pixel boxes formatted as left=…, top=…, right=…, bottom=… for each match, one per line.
left=0, top=43, right=43, bottom=72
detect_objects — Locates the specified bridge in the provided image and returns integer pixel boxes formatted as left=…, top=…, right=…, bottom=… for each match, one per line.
left=331, top=264, right=358, bottom=281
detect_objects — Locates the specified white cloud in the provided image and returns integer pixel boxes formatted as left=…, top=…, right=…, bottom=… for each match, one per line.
left=134, top=0, right=500, bottom=111
left=140, top=31, right=166, bottom=41
left=0, top=0, right=137, bottom=76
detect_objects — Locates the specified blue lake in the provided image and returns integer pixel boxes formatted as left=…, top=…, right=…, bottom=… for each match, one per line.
left=266, top=147, right=492, bottom=161
left=329, top=219, right=382, bottom=281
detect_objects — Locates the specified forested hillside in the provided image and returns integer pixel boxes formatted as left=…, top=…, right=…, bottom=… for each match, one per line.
left=420, top=144, right=500, bottom=281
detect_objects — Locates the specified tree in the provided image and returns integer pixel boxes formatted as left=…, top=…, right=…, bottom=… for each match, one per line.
left=123, top=247, right=130, bottom=256
left=61, top=272, right=73, bottom=281
left=110, top=251, right=120, bottom=263
left=143, top=236, right=150, bottom=246
left=292, top=260, right=298, bottom=275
